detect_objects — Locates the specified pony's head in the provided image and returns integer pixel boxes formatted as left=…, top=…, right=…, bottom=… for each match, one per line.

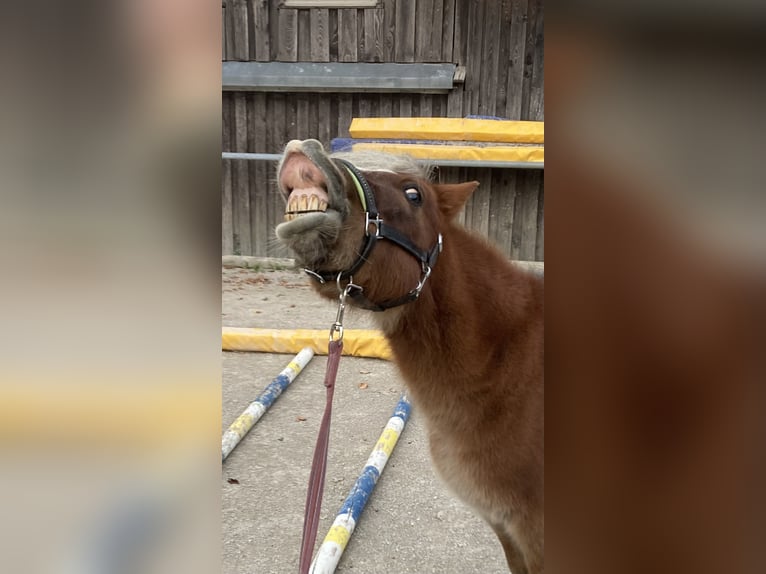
left=276, top=139, right=478, bottom=310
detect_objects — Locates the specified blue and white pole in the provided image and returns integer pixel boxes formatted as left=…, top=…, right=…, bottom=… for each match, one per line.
left=310, top=393, right=412, bottom=574
left=221, top=347, right=315, bottom=461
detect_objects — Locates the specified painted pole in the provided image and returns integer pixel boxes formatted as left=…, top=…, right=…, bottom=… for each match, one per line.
left=309, top=393, right=412, bottom=574
left=222, top=347, right=315, bottom=461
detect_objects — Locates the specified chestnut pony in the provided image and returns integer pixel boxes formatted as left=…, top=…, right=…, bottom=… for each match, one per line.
left=276, top=139, right=544, bottom=573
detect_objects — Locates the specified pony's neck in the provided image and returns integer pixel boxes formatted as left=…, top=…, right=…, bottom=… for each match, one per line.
left=372, top=223, right=535, bottom=413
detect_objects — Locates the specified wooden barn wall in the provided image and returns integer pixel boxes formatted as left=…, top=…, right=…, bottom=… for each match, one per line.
left=222, top=0, right=544, bottom=260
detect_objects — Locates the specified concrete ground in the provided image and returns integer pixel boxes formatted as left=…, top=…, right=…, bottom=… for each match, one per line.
left=222, top=265, right=508, bottom=573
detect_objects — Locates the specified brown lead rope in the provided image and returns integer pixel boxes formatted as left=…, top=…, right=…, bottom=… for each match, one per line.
left=298, top=338, right=341, bottom=574
left=299, top=280, right=356, bottom=573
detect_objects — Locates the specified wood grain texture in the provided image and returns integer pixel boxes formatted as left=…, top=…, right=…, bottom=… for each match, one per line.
left=415, top=0, right=434, bottom=62
left=277, top=8, right=298, bottom=61
left=362, top=8, right=385, bottom=62
left=520, top=0, right=539, bottom=119
left=222, top=96, right=234, bottom=254
left=232, top=93, right=251, bottom=255
left=535, top=177, right=544, bottom=260
left=478, top=0, right=501, bottom=116
left=226, top=0, right=249, bottom=60
left=395, top=0, right=416, bottom=62
left=382, top=0, right=396, bottom=61
left=528, top=0, right=544, bottom=120
left=441, top=0, right=456, bottom=62
left=338, top=9, right=358, bottom=62
left=309, top=9, right=330, bottom=61
left=253, top=0, right=270, bottom=62
left=252, top=93, right=269, bottom=256
left=297, top=9, right=311, bottom=60
left=428, top=0, right=444, bottom=62
left=506, top=0, right=528, bottom=119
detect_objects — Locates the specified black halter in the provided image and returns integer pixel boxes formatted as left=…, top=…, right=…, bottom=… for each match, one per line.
left=304, top=158, right=442, bottom=312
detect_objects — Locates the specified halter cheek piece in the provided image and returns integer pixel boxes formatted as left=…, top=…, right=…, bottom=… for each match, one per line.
left=304, top=158, right=442, bottom=312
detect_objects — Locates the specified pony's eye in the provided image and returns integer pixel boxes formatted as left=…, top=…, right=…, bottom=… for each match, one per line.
left=404, top=185, right=422, bottom=206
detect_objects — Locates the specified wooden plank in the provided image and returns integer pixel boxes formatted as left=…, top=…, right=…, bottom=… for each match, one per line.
left=478, top=0, right=500, bottom=116
left=317, top=97, right=332, bottom=147
left=252, top=93, right=269, bottom=257
left=395, top=0, right=416, bottom=62
left=415, top=0, right=434, bottom=62
left=253, top=0, right=270, bottom=62
left=338, top=9, right=358, bottom=62
left=520, top=171, right=540, bottom=260
left=528, top=0, right=544, bottom=121
left=431, top=94, right=443, bottom=117
left=286, top=95, right=299, bottom=143
left=465, top=0, right=485, bottom=115
left=329, top=8, right=339, bottom=61
left=277, top=8, right=298, bottom=62
left=452, top=0, right=468, bottom=65
left=441, top=0, right=455, bottom=62
left=232, top=93, right=251, bottom=255
left=310, top=9, right=330, bottom=61
left=488, top=168, right=516, bottom=257
left=296, top=94, right=311, bottom=139
left=383, top=0, right=396, bottom=61
left=307, top=93, right=319, bottom=140
left=535, top=176, right=544, bottom=261
left=379, top=93, right=393, bottom=116
left=520, top=0, right=539, bottom=119
left=363, top=8, right=385, bottom=62
left=399, top=95, right=412, bottom=117
left=493, top=0, right=513, bottom=117
left=469, top=168, right=492, bottom=238
left=222, top=6, right=227, bottom=60
left=359, top=96, right=373, bottom=118
left=222, top=96, right=234, bottom=254
left=420, top=94, right=433, bottom=118
left=284, top=0, right=376, bottom=6
left=447, top=84, right=463, bottom=117
left=461, top=168, right=474, bottom=228
left=505, top=0, right=527, bottom=120
left=428, top=0, right=444, bottom=62
left=269, top=0, right=280, bottom=60
left=269, top=94, right=289, bottom=258
left=297, top=8, right=311, bottom=61
left=338, top=94, right=353, bottom=137
left=226, top=0, right=249, bottom=61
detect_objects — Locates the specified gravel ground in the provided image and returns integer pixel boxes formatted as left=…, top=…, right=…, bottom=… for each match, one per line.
left=221, top=265, right=508, bottom=573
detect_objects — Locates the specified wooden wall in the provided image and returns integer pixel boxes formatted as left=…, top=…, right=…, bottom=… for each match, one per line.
left=222, top=0, right=544, bottom=260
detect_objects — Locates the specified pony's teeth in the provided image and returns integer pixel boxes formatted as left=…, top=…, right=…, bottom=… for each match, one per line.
left=308, top=196, right=318, bottom=211
left=319, top=200, right=328, bottom=212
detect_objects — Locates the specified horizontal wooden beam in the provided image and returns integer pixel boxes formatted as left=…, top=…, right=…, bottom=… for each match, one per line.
left=222, top=62, right=457, bottom=93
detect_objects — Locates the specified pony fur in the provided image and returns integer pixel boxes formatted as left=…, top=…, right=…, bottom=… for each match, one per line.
left=276, top=141, right=544, bottom=573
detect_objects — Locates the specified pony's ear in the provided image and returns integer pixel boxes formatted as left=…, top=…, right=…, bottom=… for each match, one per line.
left=433, top=181, right=480, bottom=219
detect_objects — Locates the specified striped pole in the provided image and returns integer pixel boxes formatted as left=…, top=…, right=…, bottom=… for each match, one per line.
left=310, top=393, right=412, bottom=574
left=222, top=347, right=315, bottom=461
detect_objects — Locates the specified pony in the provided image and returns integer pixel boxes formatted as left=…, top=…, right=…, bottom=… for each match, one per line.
left=275, top=139, right=544, bottom=573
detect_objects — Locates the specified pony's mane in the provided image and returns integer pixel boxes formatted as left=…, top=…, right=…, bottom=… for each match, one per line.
left=331, top=150, right=433, bottom=181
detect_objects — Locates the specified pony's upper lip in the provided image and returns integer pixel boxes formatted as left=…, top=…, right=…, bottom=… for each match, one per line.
left=279, top=149, right=340, bottom=222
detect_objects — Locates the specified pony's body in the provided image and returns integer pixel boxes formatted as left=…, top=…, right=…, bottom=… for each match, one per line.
left=276, top=140, right=544, bottom=573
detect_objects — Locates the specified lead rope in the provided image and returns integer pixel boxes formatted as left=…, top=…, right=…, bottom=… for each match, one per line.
left=298, top=279, right=359, bottom=574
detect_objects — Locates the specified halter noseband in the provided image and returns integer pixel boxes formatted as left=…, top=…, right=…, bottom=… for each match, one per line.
left=304, top=158, right=442, bottom=312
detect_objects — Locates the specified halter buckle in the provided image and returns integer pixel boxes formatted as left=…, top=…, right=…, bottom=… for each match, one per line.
left=365, top=213, right=383, bottom=238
